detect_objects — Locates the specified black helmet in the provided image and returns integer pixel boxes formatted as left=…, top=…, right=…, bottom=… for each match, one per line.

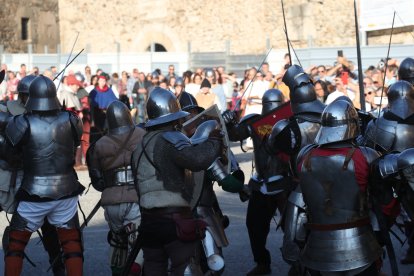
left=315, top=99, right=359, bottom=145
left=145, top=87, right=189, bottom=128
left=25, top=75, right=61, bottom=111
left=282, top=65, right=325, bottom=115
left=179, top=91, right=204, bottom=113
left=282, top=65, right=312, bottom=91
left=106, top=101, right=134, bottom=135
left=262, top=89, right=284, bottom=114
left=398, top=58, right=414, bottom=84
left=387, top=80, right=414, bottom=120
left=290, top=83, right=325, bottom=115
left=17, top=75, right=36, bottom=95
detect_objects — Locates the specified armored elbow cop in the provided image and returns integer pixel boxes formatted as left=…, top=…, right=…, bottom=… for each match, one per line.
left=208, top=158, right=244, bottom=193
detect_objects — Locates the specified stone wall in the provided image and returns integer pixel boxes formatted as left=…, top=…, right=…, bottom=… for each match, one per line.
left=58, top=0, right=362, bottom=54
left=1, top=0, right=412, bottom=54
left=0, top=0, right=60, bottom=53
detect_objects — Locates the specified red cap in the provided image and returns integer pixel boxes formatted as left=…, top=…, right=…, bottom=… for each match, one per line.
left=66, top=75, right=82, bottom=87
left=98, top=75, right=107, bottom=80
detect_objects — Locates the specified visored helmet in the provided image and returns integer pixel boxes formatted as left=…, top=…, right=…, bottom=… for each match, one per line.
left=145, top=87, right=189, bottom=128
left=282, top=65, right=325, bottom=115
left=106, top=101, right=134, bottom=135
left=315, top=99, right=359, bottom=145
left=25, top=75, right=61, bottom=111
left=262, top=89, right=284, bottom=114
left=17, top=75, right=36, bottom=95
left=398, top=58, right=414, bottom=84
left=387, top=80, right=414, bottom=120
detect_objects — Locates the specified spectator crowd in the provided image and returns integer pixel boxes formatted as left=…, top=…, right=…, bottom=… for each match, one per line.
left=0, top=53, right=401, bottom=168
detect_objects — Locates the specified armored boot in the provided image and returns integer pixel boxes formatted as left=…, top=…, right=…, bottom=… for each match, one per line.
left=4, top=229, right=32, bottom=276
left=57, top=228, right=83, bottom=276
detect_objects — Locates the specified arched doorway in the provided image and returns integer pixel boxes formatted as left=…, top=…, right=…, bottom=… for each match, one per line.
left=146, top=43, right=167, bottom=52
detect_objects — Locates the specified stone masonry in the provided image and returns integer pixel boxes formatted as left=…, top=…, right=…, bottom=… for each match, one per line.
left=0, top=0, right=413, bottom=54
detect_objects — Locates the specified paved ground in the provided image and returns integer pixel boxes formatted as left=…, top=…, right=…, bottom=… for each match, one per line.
left=0, top=144, right=413, bottom=275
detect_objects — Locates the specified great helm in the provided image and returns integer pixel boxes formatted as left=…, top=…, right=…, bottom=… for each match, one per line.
left=106, top=101, right=134, bottom=135
left=398, top=58, right=414, bottom=84
left=314, top=99, right=359, bottom=145
left=261, top=89, right=284, bottom=114
left=387, top=80, right=414, bottom=120
left=17, top=75, right=37, bottom=95
left=145, top=87, right=189, bottom=128
left=282, top=65, right=325, bottom=115
left=25, top=75, right=61, bottom=111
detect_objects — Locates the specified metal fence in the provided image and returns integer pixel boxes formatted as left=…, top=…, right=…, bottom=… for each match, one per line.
left=1, top=44, right=413, bottom=77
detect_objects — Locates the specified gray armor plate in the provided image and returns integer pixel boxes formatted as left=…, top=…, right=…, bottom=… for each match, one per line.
left=301, top=226, right=382, bottom=272
left=297, top=120, right=321, bottom=149
left=15, top=112, right=80, bottom=199
left=364, top=116, right=414, bottom=152
left=300, top=153, right=366, bottom=224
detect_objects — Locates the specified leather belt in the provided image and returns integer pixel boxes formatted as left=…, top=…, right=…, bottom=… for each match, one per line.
left=305, top=218, right=371, bottom=231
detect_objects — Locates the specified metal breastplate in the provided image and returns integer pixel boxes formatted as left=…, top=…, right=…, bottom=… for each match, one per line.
left=300, top=151, right=367, bottom=224
left=299, top=149, right=381, bottom=272
left=251, top=133, right=286, bottom=179
left=297, top=120, right=321, bottom=149
left=22, top=112, right=78, bottom=199
left=393, top=123, right=414, bottom=152
left=364, top=116, right=414, bottom=153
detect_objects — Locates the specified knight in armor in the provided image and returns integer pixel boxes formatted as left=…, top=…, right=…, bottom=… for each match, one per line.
left=4, top=75, right=84, bottom=276
left=362, top=79, right=414, bottom=264
left=268, top=65, right=325, bottom=275
left=0, top=75, right=66, bottom=276
left=179, top=91, right=244, bottom=275
left=296, top=99, right=382, bottom=275
left=131, top=87, right=223, bottom=275
left=86, top=101, right=145, bottom=275
left=222, top=88, right=292, bottom=275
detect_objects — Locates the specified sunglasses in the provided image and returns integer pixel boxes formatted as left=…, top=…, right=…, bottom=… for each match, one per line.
left=364, top=92, right=373, bottom=96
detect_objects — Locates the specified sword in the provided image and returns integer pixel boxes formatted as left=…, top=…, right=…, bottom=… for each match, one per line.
left=354, top=0, right=365, bottom=111
left=120, top=231, right=143, bottom=276
left=282, top=28, right=303, bottom=68
left=281, top=0, right=292, bottom=66
left=80, top=199, right=101, bottom=230
left=53, top=48, right=85, bottom=82
left=373, top=11, right=396, bottom=149
left=232, top=47, right=273, bottom=112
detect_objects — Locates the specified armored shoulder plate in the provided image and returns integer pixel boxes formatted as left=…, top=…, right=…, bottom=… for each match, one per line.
left=363, top=117, right=397, bottom=152
left=5, top=114, right=29, bottom=146
left=359, top=146, right=380, bottom=165
left=190, top=120, right=219, bottom=145
left=269, top=118, right=301, bottom=155
left=0, top=112, right=11, bottom=131
left=162, top=131, right=192, bottom=150
left=398, top=148, right=414, bottom=171
left=296, top=143, right=316, bottom=168
left=377, top=153, right=399, bottom=178
left=69, top=112, right=83, bottom=144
